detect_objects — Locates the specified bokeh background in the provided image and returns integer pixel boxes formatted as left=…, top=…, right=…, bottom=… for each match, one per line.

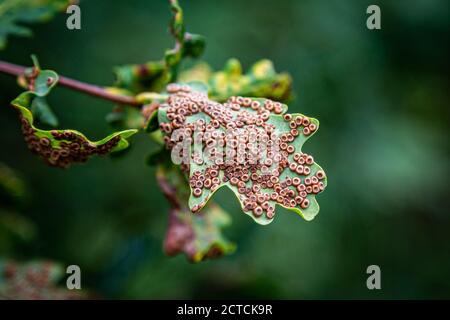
left=0, top=0, right=449, bottom=299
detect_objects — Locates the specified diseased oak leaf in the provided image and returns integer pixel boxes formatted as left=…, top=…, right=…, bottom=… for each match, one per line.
left=10, top=71, right=137, bottom=168
left=179, top=59, right=293, bottom=103
left=157, top=162, right=235, bottom=262
left=0, top=0, right=71, bottom=49
left=158, top=83, right=327, bottom=225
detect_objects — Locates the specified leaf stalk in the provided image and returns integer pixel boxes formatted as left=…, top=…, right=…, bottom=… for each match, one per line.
left=0, top=60, right=141, bottom=107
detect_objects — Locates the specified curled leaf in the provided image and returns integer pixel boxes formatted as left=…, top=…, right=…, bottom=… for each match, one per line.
left=157, top=162, right=235, bottom=262
left=10, top=60, right=138, bottom=168
left=158, top=84, right=327, bottom=225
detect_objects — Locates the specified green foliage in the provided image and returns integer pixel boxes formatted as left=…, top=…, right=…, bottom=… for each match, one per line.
left=2, top=0, right=326, bottom=263
left=114, top=60, right=168, bottom=94
left=30, top=96, right=58, bottom=127
left=17, top=56, right=60, bottom=127
left=0, top=0, right=447, bottom=298
left=13, top=93, right=137, bottom=168
left=179, top=59, right=293, bottom=102
left=0, top=210, right=37, bottom=244
left=0, top=164, right=35, bottom=255
left=183, top=33, right=206, bottom=59
left=106, top=106, right=145, bottom=131
left=0, top=163, right=27, bottom=206
left=11, top=67, right=137, bottom=168
left=157, top=162, right=235, bottom=262
left=114, top=0, right=205, bottom=93
left=0, top=0, right=70, bottom=49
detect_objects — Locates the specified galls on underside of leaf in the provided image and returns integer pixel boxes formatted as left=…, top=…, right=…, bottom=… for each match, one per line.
left=8, top=57, right=138, bottom=168
left=19, top=118, right=119, bottom=168
left=157, top=83, right=328, bottom=225
left=11, top=91, right=137, bottom=169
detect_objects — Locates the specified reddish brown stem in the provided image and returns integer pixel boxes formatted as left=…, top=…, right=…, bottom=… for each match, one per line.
left=157, top=173, right=181, bottom=209
left=0, top=60, right=141, bottom=107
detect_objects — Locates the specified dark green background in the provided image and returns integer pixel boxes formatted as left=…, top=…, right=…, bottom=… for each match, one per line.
left=0, top=0, right=449, bottom=298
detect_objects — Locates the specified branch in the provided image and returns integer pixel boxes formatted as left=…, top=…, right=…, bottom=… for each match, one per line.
left=0, top=60, right=141, bottom=107
left=157, top=172, right=181, bottom=209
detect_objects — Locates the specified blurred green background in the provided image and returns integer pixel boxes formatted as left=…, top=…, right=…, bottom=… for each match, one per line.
left=0, top=0, right=449, bottom=299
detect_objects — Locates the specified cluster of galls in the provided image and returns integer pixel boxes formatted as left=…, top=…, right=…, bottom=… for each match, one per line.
left=159, top=83, right=326, bottom=220
left=19, top=115, right=120, bottom=168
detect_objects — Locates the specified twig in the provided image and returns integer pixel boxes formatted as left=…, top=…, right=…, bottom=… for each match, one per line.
left=0, top=60, right=141, bottom=107
left=157, top=172, right=181, bottom=209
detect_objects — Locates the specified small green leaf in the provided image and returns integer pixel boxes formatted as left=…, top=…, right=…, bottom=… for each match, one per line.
left=157, top=163, right=235, bottom=262
left=33, top=69, right=58, bottom=96
left=31, top=97, right=58, bottom=127
left=30, top=54, right=40, bottom=69
left=183, top=33, right=206, bottom=58
left=144, top=110, right=159, bottom=133
left=18, top=56, right=59, bottom=97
